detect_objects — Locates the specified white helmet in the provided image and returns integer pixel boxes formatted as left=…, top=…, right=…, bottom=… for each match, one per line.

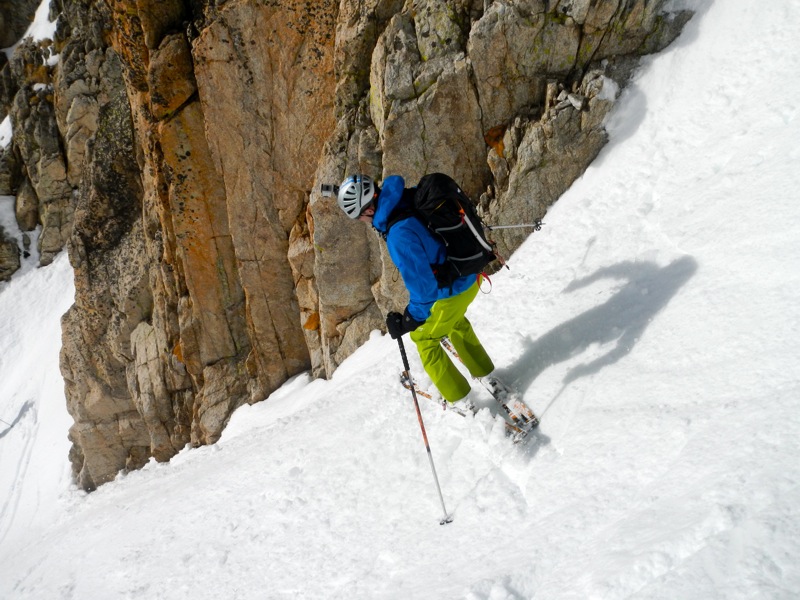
left=337, top=174, right=376, bottom=219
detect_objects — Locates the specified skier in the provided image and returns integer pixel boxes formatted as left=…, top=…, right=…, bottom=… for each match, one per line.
left=336, top=173, right=512, bottom=410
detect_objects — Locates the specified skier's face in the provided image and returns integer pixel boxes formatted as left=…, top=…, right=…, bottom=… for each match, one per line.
left=358, top=192, right=377, bottom=223
left=358, top=205, right=375, bottom=223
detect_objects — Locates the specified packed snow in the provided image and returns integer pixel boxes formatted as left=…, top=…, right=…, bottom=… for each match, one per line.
left=1, top=0, right=799, bottom=598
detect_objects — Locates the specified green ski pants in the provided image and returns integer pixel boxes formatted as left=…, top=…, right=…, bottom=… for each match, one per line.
left=409, top=280, right=494, bottom=402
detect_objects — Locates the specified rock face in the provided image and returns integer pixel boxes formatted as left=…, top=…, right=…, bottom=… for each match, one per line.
left=0, top=224, right=19, bottom=280
left=0, top=0, right=41, bottom=48
left=0, top=0, right=692, bottom=489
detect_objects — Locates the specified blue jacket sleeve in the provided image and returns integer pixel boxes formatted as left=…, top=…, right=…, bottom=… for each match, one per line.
left=386, top=223, right=442, bottom=321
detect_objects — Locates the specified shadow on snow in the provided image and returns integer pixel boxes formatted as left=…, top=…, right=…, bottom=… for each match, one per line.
left=0, top=400, right=34, bottom=439
left=499, top=256, right=699, bottom=416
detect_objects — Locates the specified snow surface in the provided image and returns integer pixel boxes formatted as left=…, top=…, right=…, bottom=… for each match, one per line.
left=2, top=0, right=800, bottom=598
left=0, top=116, right=12, bottom=149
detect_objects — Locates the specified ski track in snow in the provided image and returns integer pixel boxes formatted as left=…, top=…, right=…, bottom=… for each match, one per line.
left=2, top=0, right=800, bottom=598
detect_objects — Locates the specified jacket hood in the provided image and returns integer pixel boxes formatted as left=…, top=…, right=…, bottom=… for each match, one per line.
left=372, top=175, right=407, bottom=233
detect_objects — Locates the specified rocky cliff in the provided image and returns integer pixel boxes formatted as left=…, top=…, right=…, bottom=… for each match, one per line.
left=0, top=0, right=691, bottom=489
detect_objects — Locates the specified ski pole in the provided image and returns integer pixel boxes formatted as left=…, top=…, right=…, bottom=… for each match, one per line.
left=397, top=337, right=453, bottom=525
left=486, top=219, right=544, bottom=232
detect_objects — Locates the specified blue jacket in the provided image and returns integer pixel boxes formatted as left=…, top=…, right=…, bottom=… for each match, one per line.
left=372, top=175, right=475, bottom=321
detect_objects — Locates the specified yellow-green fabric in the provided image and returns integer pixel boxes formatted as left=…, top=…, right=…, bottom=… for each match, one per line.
left=409, top=280, right=494, bottom=402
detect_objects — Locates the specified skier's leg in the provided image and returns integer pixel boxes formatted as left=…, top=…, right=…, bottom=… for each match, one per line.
left=411, top=330, right=471, bottom=402
left=447, top=316, right=494, bottom=378
left=438, top=280, right=494, bottom=378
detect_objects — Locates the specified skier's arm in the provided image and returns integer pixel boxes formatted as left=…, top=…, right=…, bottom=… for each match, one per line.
left=386, top=226, right=440, bottom=322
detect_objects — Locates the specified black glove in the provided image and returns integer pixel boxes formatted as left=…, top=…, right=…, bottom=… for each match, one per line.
left=386, top=308, right=425, bottom=339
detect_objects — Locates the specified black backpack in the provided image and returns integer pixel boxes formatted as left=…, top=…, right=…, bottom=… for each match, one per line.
left=387, top=173, right=497, bottom=289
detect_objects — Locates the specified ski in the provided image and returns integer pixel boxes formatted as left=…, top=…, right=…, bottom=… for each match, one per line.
left=399, top=372, right=475, bottom=416
left=399, top=372, right=530, bottom=442
left=477, top=377, right=539, bottom=431
left=439, top=337, right=540, bottom=431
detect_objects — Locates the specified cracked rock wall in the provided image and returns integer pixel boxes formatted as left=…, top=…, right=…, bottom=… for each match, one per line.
left=0, top=0, right=691, bottom=488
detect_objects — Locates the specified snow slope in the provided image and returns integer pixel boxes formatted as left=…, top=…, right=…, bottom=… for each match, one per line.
left=1, top=0, right=799, bottom=598
left=0, top=250, right=73, bottom=552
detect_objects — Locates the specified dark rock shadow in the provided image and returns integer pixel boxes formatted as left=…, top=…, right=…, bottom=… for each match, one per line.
left=496, top=256, right=698, bottom=415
